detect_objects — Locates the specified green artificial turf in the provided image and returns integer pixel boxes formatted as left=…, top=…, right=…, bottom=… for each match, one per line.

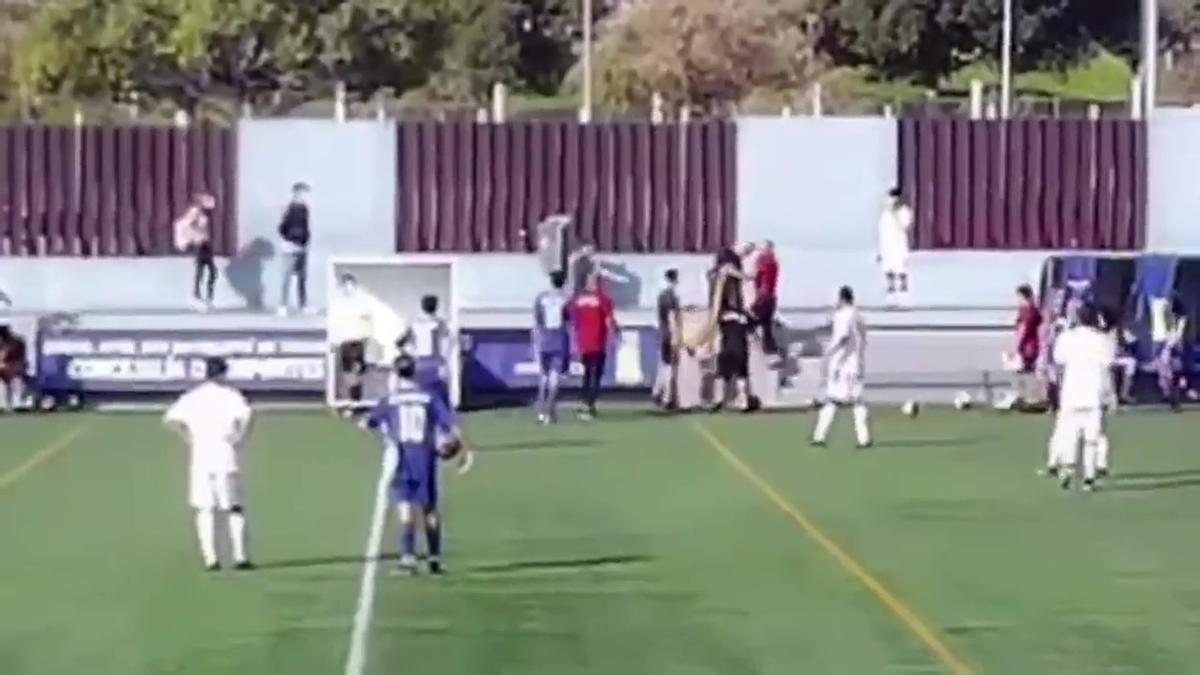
left=3, top=407, right=1200, bottom=674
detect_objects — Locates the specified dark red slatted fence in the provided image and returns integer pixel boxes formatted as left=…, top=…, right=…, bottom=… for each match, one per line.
left=396, top=121, right=737, bottom=253
left=0, top=124, right=236, bottom=257
left=898, top=119, right=1146, bottom=250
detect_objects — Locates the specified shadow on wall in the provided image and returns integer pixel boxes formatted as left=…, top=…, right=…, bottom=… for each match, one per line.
left=225, top=237, right=276, bottom=310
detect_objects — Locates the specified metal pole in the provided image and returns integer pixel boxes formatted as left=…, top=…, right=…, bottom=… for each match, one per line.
left=1143, top=0, right=1158, bottom=117
left=581, top=0, right=593, bottom=123
left=1000, top=0, right=1013, bottom=119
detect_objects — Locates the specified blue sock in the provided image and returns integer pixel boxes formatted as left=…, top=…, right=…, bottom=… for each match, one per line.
left=401, top=524, right=416, bottom=558
left=426, top=522, right=442, bottom=560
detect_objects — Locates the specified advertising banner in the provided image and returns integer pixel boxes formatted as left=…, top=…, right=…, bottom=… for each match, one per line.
left=38, top=328, right=327, bottom=393
left=461, top=327, right=660, bottom=393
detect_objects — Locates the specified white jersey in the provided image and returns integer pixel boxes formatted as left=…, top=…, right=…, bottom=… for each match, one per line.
left=878, top=205, right=913, bottom=271
left=1053, top=326, right=1115, bottom=410
left=405, top=316, right=450, bottom=361
left=826, top=305, right=866, bottom=401
left=164, top=381, right=252, bottom=475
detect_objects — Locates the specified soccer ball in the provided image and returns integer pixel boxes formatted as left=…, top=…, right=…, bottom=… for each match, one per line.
left=900, top=400, right=920, bottom=417
left=953, top=391, right=974, bottom=410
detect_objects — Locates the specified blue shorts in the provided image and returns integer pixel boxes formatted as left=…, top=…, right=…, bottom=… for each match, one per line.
left=391, top=453, right=438, bottom=510
left=539, top=351, right=569, bottom=375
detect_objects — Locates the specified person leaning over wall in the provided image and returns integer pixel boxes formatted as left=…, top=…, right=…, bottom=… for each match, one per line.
left=174, top=193, right=218, bottom=312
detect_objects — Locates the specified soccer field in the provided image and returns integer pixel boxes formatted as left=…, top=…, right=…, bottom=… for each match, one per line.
left=4, top=407, right=1200, bottom=674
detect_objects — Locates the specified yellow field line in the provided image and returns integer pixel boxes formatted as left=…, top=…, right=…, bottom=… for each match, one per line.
left=0, top=426, right=88, bottom=492
left=692, top=422, right=972, bottom=675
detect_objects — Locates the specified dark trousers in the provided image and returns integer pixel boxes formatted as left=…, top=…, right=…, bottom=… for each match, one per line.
left=752, top=296, right=778, bottom=354
left=192, top=242, right=216, bottom=302
left=581, top=352, right=606, bottom=411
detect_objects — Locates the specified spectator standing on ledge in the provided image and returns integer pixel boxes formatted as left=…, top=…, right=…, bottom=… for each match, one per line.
left=174, top=193, right=218, bottom=311
left=278, top=182, right=311, bottom=316
left=877, top=187, right=913, bottom=306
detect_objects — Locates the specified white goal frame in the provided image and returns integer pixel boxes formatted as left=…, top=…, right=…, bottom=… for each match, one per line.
left=325, top=254, right=463, bottom=410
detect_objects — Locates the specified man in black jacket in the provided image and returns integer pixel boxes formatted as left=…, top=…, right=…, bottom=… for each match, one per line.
left=278, top=182, right=311, bottom=315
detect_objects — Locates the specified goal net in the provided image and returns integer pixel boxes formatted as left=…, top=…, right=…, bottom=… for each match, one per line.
left=325, top=255, right=461, bottom=410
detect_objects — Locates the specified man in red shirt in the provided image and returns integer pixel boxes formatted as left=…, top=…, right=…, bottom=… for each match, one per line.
left=751, top=240, right=780, bottom=356
left=572, top=275, right=617, bottom=420
left=1012, top=284, right=1044, bottom=408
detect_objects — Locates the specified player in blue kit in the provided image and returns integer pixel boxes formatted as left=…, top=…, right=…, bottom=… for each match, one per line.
left=366, top=355, right=470, bottom=576
left=532, top=271, right=571, bottom=424
left=398, top=294, right=452, bottom=407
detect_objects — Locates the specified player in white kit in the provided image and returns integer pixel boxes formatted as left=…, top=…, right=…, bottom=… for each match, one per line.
left=1045, top=304, right=1114, bottom=492
left=163, top=357, right=255, bottom=571
left=812, top=286, right=872, bottom=448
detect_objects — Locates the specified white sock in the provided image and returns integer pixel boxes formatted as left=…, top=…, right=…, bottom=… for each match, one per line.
left=1096, top=435, right=1110, bottom=472
left=1082, top=440, right=1098, bottom=481
left=195, top=509, right=217, bottom=566
left=228, top=510, right=248, bottom=563
left=852, top=404, right=871, bottom=446
left=813, top=403, right=837, bottom=442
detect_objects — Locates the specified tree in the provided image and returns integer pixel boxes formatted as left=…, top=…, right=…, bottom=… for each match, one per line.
left=14, top=0, right=452, bottom=111
left=589, top=0, right=820, bottom=111
left=814, top=0, right=1140, bottom=86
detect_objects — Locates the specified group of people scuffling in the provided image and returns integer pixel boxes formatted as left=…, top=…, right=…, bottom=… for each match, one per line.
left=172, top=183, right=311, bottom=314
left=1006, top=283, right=1189, bottom=415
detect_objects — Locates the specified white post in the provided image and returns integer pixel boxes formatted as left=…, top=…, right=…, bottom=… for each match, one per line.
left=1142, top=0, right=1158, bottom=118
left=476, top=107, right=489, bottom=123
left=679, top=106, right=691, bottom=124
left=73, top=107, right=84, bottom=128
left=1000, top=0, right=1013, bottom=119
left=1131, top=73, right=1144, bottom=120
left=969, top=79, right=984, bottom=119
left=580, top=0, right=593, bottom=124
left=781, top=105, right=793, bottom=118
left=173, top=109, right=190, bottom=127
left=334, top=81, right=347, bottom=122
left=810, top=82, right=823, bottom=117
left=651, top=91, right=664, bottom=124
left=882, top=104, right=895, bottom=119
left=491, top=82, right=507, bottom=123
left=1087, top=104, right=1101, bottom=120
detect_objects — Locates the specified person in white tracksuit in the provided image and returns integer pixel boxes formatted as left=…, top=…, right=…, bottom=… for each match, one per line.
left=877, top=187, right=913, bottom=305
left=811, top=286, right=871, bottom=448
left=1045, top=304, right=1115, bottom=492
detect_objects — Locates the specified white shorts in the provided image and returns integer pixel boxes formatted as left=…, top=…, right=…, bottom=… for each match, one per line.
left=1052, top=408, right=1104, bottom=446
left=880, top=251, right=909, bottom=276
left=825, top=366, right=864, bottom=403
left=189, top=471, right=243, bottom=511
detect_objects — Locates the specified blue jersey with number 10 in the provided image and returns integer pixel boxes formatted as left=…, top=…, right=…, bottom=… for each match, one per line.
left=367, top=383, right=457, bottom=464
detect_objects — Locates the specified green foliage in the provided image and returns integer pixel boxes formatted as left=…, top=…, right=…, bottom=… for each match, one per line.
left=13, top=0, right=591, bottom=110
left=814, top=0, right=1140, bottom=86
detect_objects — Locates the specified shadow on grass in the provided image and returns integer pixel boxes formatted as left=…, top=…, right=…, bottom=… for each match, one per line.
left=256, top=553, right=399, bottom=570
left=1112, top=468, right=1200, bottom=481
left=1106, top=477, right=1200, bottom=493
left=477, top=438, right=599, bottom=452
left=464, top=554, right=651, bottom=575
